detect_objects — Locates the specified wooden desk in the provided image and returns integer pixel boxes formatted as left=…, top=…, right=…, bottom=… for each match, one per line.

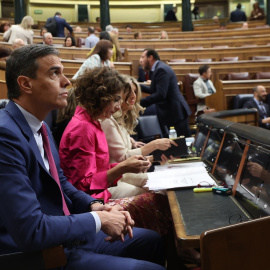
left=167, top=190, right=200, bottom=248
left=167, top=188, right=250, bottom=249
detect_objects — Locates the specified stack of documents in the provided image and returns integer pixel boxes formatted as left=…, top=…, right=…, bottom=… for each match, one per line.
left=145, top=162, right=216, bottom=191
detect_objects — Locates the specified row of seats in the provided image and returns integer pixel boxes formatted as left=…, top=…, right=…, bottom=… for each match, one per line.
left=233, top=93, right=270, bottom=109
left=169, top=56, right=270, bottom=63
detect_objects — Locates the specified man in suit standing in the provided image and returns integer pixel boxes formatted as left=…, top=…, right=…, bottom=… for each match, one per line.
left=140, top=49, right=191, bottom=138
left=243, top=85, right=270, bottom=129
left=0, top=44, right=166, bottom=270
left=193, top=64, right=216, bottom=112
left=50, top=12, right=73, bottom=37
left=230, top=3, right=247, bottom=22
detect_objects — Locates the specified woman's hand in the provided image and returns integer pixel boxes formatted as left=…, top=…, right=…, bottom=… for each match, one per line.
left=153, top=138, right=178, bottom=151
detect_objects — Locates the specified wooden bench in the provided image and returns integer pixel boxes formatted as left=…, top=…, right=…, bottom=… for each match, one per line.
left=211, top=79, right=270, bottom=112
left=125, top=45, right=270, bottom=77
left=61, top=60, right=132, bottom=79
left=119, top=34, right=270, bottom=50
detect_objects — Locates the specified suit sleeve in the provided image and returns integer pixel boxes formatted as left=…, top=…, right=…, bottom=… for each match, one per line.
left=0, top=127, right=96, bottom=252
left=64, top=19, right=73, bottom=34
left=140, top=68, right=169, bottom=107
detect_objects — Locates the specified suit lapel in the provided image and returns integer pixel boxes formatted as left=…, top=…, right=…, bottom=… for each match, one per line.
left=5, top=101, right=50, bottom=173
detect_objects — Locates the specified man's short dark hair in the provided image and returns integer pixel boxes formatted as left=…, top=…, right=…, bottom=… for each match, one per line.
left=198, top=64, right=210, bottom=75
left=144, top=49, right=160, bottom=61
left=6, top=44, right=59, bottom=100
left=55, top=12, right=61, bottom=16
left=237, top=3, right=242, bottom=9
left=126, top=25, right=133, bottom=29
left=99, top=31, right=111, bottom=41
left=88, top=26, right=95, bottom=34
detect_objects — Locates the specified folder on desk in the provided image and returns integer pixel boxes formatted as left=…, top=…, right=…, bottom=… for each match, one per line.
left=151, top=137, right=188, bottom=161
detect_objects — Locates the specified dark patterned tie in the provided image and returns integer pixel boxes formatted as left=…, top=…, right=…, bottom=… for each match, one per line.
left=40, top=124, right=70, bottom=215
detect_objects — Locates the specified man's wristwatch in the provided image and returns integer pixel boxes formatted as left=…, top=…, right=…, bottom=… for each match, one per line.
left=89, top=200, right=104, bottom=211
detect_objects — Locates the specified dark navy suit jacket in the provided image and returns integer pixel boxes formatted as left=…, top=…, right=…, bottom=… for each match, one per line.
left=230, top=9, right=247, bottom=22
left=54, top=16, right=73, bottom=37
left=243, top=99, right=270, bottom=129
left=140, top=61, right=191, bottom=128
left=0, top=101, right=97, bottom=254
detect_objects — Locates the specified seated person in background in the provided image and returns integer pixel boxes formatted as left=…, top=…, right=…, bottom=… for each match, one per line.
left=85, top=26, right=99, bottom=48
left=242, top=22, right=249, bottom=29
left=0, top=21, right=10, bottom=33
left=249, top=2, right=265, bottom=20
left=193, top=64, right=216, bottom=112
left=12, top=38, right=25, bottom=50
left=59, top=67, right=173, bottom=236
left=42, top=32, right=53, bottom=46
left=101, top=75, right=176, bottom=197
left=72, top=39, right=113, bottom=80
left=40, top=27, right=47, bottom=36
left=64, top=36, right=76, bottom=47
left=75, top=26, right=82, bottom=32
left=243, top=85, right=270, bottom=129
left=134, top=31, right=142, bottom=39
left=126, top=25, right=133, bottom=33
left=159, top=30, right=168, bottom=40
left=212, top=16, right=219, bottom=25
left=0, top=44, right=165, bottom=270
left=220, top=23, right=226, bottom=30
left=87, top=31, right=117, bottom=62
left=0, top=46, right=11, bottom=61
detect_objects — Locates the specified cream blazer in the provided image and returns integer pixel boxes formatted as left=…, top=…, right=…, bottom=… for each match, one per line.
left=193, top=76, right=216, bottom=112
left=101, top=116, right=147, bottom=198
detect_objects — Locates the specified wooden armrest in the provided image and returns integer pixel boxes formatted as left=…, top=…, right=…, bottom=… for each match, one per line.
left=0, top=245, right=66, bottom=270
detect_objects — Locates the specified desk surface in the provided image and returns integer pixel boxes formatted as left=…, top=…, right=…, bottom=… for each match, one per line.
left=167, top=189, right=250, bottom=248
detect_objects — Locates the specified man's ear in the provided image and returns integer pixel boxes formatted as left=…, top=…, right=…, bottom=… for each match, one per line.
left=148, top=55, right=154, bottom=62
left=17, top=76, right=32, bottom=95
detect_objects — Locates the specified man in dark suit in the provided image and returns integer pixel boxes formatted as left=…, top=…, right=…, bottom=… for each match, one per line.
left=0, top=44, right=166, bottom=270
left=243, top=85, right=270, bottom=129
left=230, top=3, right=247, bottom=22
left=140, top=49, right=191, bottom=138
left=50, top=12, right=73, bottom=37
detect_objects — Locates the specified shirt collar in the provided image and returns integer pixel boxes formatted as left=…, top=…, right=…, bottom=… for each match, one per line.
left=14, top=103, right=43, bottom=134
left=151, top=60, right=159, bottom=72
left=253, top=98, right=261, bottom=106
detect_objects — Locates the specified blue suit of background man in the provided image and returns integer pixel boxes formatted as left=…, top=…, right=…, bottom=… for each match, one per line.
left=140, top=61, right=191, bottom=138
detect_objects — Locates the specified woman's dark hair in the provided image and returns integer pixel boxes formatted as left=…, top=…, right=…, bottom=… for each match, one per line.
left=88, top=40, right=113, bottom=61
left=74, top=67, right=131, bottom=118
left=64, top=36, right=76, bottom=47
left=0, top=22, right=10, bottom=33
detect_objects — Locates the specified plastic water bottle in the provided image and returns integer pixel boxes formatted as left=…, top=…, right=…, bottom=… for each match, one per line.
left=169, top=126, right=177, bottom=139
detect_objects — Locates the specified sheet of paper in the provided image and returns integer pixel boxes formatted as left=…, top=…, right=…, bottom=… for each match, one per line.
left=145, top=162, right=215, bottom=190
